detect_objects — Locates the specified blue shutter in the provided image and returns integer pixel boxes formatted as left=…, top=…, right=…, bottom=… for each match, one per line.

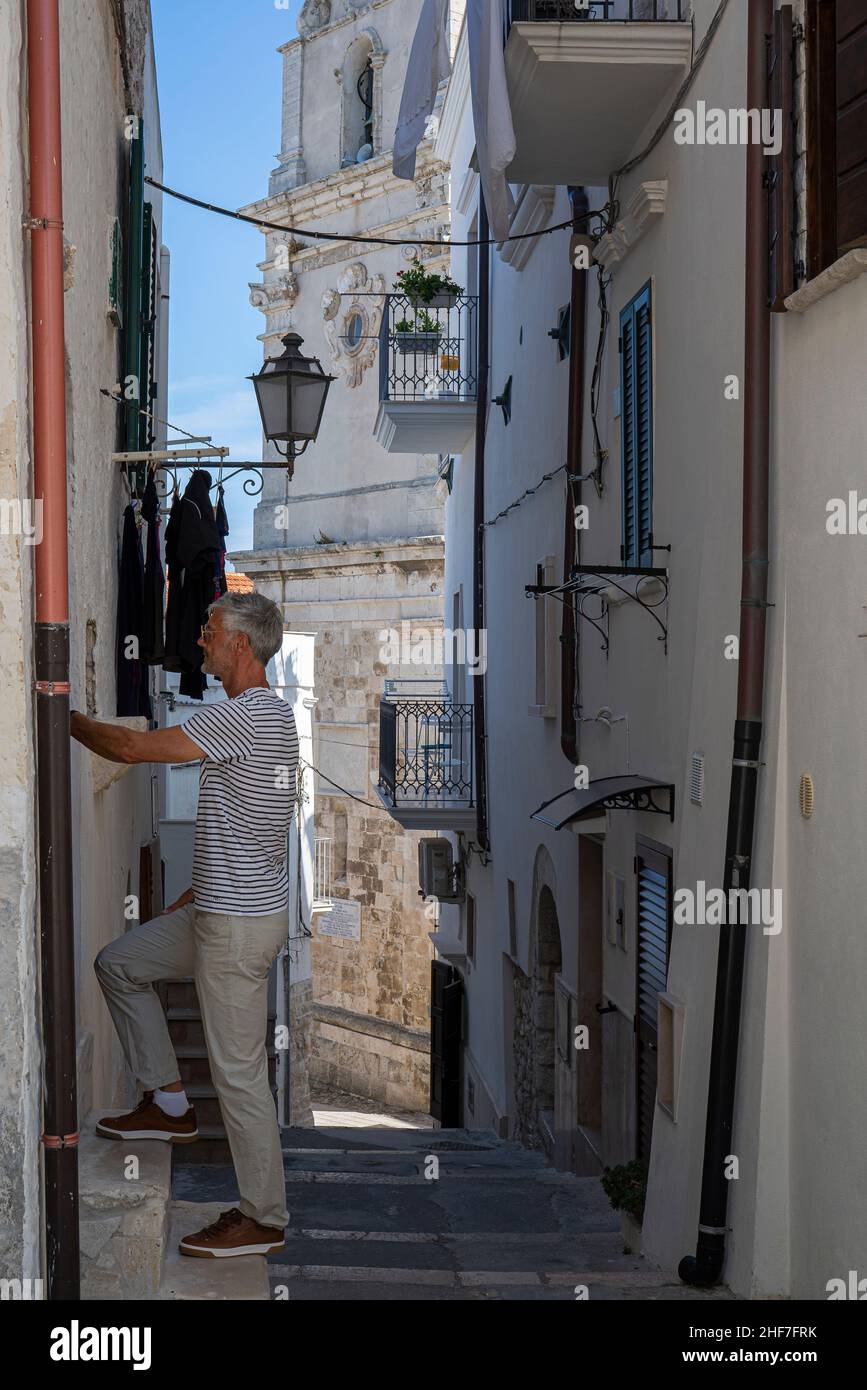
left=620, top=305, right=636, bottom=564
left=635, top=289, right=653, bottom=565
left=619, top=283, right=653, bottom=568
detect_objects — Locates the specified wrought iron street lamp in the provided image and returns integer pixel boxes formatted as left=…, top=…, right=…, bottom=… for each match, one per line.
left=249, top=331, right=334, bottom=477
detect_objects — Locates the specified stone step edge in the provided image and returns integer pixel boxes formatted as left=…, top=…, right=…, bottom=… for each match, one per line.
left=159, top=1203, right=271, bottom=1301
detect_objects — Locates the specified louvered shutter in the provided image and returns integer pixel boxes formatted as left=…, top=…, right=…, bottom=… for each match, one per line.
left=619, top=305, right=636, bottom=564
left=635, top=843, right=671, bottom=1164
left=124, top=126, right=145, bottom=454
left=139, top=202, right=159, bottom=453
left=620, top=284, right=653, bottom=567
left=836, top=0, right=867, bottom=251
left=634, top=289, right=653, bottom=566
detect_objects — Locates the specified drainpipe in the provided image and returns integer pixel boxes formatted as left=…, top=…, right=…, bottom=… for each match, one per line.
left=560, top=187, right=588, bottom=767
left=27, top=0, right=80, bottom=1299
left=679, top=0, right=772, bottom=1288
left=472, top=193, right=490, bottom=852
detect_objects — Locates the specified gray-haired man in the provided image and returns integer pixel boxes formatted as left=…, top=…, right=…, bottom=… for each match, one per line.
left=71, top=591, right=299, bottom=1258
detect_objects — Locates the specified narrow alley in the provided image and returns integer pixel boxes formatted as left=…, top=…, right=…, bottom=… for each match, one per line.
left=168, top=1088, right=730, bottom=1303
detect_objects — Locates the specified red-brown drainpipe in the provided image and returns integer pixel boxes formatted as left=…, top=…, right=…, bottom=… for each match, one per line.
left=679, top=0, right=772, bottom=1287
left=27, top=0, right=80, bottom=1299
left=560, top=187, right=589, bottom=767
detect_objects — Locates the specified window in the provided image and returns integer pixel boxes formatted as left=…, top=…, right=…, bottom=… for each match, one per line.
left=619, top=282, right=653, bottom=568
left=806, top=0, right=867, bottom=276
left=466, top=891, right=476, bottom=964
left=507, top=878, right=517, bottom=958
left=344, top=310, right=363, bottom=350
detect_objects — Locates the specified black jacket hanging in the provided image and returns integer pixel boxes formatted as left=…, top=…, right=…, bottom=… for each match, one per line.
left=141, top=470, right=165, bottom=665
left=116, top=502, right=152, bottom=719
left=163, top=469, right=221, bottom=700
left=214, top=483, right=229, bottom=599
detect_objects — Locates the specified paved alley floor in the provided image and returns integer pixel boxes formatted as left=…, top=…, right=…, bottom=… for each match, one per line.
left=172, top=1085, right=731, bottom=1302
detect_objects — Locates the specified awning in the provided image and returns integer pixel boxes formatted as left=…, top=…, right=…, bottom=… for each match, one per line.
left=530, top=775, right=675, bottom=831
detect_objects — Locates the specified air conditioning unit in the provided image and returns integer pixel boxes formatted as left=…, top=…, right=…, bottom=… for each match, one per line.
left=418, top=838, right=465, bottom=903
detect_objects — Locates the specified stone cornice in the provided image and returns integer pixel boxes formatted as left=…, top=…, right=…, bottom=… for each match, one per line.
left=243, top=147, right=448, bottom=229
left=229, top=535, right=445, bottom=573
left=279, top=0, right=396, bottom=54
left=498, top=185, right=556, bottom=271
left=594, top=179, right=668, bottom=270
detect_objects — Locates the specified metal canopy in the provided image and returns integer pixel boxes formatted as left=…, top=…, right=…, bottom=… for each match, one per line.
left=530, top=774, right=675, bottom=830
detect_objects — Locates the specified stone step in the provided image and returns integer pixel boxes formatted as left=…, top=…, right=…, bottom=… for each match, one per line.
left=174, top=1044, right=277, bottom=1089
left=78, top=1123, right=172, bottom=1301
left=181, top=1083, right=279, bottom=1130
left=158, top=1203, right=271, bottom=1300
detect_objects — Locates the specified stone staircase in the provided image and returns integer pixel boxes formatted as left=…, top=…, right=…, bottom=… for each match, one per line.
left=158, top=978, right=279, bottom=1164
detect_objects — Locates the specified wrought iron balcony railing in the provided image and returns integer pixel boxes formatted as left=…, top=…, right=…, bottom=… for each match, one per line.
left=379, top=293, right=478, bottom=406
left=378, top=680, right=474, bottom=811
left=507, top=0, right=683, bottom=22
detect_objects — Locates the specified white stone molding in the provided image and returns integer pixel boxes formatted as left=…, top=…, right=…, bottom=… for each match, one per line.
left=498, top=185, right=555, bottom=271
left=784, top=248, right=867, bottom=313
left=297, top=0, right=331, bottom=38
left=594, top=180, right=668, bottom=270
left=455, top=167, right=479, bottom=217
left=321, top=261, right=386, bottom=388
left=248, top=274, right=299, bottom=314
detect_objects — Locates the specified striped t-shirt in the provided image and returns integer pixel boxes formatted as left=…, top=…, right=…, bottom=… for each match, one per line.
left=183, top=686, right=300, bottom=915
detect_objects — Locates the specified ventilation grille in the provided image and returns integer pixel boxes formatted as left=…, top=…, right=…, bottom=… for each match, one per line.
left=799, top=773, right=814, bottom=819
left=690, top=752, right=705, bottom=806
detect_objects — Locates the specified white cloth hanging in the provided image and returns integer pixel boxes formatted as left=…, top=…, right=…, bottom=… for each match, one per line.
left=393, top=0, right=452, bottom=181
left=466, top=0, right=517, bottom=242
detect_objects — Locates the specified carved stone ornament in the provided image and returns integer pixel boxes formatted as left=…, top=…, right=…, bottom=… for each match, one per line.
left=248, top=275, right=299, bottom=313
left=321, top=261, right=385, bottom=389
left=297, top=0, right=331, bottom=39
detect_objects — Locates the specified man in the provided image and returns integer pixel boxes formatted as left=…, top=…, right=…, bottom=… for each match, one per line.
left=71, top=591, right=299, bottom=1258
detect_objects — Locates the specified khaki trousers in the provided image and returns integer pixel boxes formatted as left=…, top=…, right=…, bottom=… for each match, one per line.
left=94, top=901, right=289, bottom=1230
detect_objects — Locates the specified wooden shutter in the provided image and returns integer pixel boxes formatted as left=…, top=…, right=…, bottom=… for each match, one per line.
left=619, top=284, right=653, bottom=567
left=836, top=1, right=867, bottom=251
left=634, top=842, right=671, bottom=1164
left=769, top=6, right=796, bottom=308
left=806, top=0, right=867, bottom=275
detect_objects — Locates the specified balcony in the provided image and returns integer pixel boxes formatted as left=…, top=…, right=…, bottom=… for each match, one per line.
left=376, top=680, right=476, bottom=830
left=504, top=0, right=692, bottom=186
left=374, top=293, right=478, bottom=455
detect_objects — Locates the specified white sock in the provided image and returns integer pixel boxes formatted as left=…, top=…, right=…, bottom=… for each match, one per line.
left=154, top=1087, right=189, bottom=1117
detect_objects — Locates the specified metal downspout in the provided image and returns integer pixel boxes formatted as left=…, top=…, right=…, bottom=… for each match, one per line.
left=27, top=0, right=80, bottom=1299
left=679, top=0, right=772, bottom=1287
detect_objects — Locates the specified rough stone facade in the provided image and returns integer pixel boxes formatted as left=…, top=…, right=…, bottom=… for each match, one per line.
left=287, top=977, right=314, bottom=1126
left=233, top=538, right=444, bottom=1111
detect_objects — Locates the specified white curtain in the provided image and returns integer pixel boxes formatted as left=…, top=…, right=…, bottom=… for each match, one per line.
left=392, top=0, right=452, bottom=181
left=466, top=0, right=516, bottom=241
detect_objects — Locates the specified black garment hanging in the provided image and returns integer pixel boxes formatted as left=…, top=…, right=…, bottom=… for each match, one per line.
left=214, top=483, right=229, bottom=599
left=116, top=502, right=152, bottom=719
left=140, top=470, right=165, bottom=665
left=163, top=469, right=221, bottom=700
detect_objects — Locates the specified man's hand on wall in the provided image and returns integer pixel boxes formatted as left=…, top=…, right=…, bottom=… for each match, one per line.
left=162, top=887, right=195, bottom=915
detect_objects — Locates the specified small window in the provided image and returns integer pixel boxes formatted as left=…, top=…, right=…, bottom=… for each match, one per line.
left=619, top=283, right=653, bottom=568
left=344, top=310, right=363, bottom=350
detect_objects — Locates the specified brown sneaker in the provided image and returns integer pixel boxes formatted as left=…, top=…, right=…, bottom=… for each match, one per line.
left=95, top=1090, right=198, bottom=1144
left=178, top=1207, right=285, bottom=1259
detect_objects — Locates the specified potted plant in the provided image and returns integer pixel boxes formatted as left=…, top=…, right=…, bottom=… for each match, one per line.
left=600, top=1160, right=647, bottom=1254
left=393, top=309, right=442, bottom=355
left=393, top=265, right=464, bottom=308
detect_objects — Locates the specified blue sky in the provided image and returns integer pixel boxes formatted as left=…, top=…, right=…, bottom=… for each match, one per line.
left=152, top=0, right=302, bottom=553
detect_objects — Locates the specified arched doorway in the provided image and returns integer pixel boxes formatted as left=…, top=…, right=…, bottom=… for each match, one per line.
left=512, top=877, right=562, bottom=1149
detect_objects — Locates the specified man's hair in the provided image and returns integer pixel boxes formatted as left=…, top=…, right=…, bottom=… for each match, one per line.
left=209, top=590, right=283, bottom=666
